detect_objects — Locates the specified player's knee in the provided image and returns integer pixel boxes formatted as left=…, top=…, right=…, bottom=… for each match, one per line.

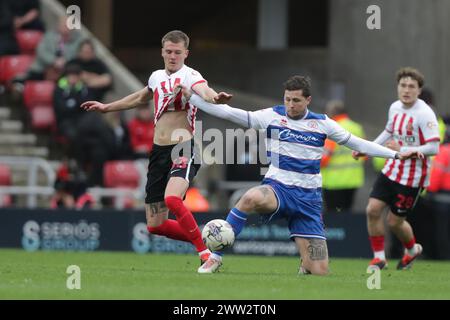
left=387, top=214, right=403, bottom=228
left=366, top=203, right=382, bottom=219
left=303, top=262, right=328, bottom=276
left=312, top=267, right=329, bottom=276
left=239, top=190, right=265, bottom=211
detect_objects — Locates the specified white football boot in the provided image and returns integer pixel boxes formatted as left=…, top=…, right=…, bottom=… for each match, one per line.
left=197, top=255, right=222, bottom=274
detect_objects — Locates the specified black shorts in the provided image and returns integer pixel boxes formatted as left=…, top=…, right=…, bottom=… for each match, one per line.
left=370, top=173, right=422, bottom=217
left=145, top=139, right=201, bottom=204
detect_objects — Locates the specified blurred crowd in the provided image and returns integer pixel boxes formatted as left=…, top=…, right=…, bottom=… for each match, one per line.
left=0, top=1, right=155, bottom=208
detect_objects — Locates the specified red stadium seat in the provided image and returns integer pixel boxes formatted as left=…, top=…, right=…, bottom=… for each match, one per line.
left=0, top=164, right=11, bottom=186
left=15, top=30, right=44, bottom=54
left=23, top=80, right=55, bottom=110
left=0, top=164, right=12, bottom=207
left=0, top=55, right=34, bottom=85
left=104, top=161, right=140, bottom=189
left=30, top=105, right=56, bottom=130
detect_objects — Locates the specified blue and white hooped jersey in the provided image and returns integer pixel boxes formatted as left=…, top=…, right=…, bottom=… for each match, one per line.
left=249, top=105, right=352, bottom=199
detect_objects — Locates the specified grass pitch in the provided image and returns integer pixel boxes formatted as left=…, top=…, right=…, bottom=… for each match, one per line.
left=1, top=248, right=449, bottom=300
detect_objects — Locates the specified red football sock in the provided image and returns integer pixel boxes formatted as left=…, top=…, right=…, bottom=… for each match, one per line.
left=147, top=219, right=190, bottom=242
left=369, top=235, right=385, bottom=252
left=403, top=237, right=416, bottom=250
left=165, top=195, right=207, bottom=252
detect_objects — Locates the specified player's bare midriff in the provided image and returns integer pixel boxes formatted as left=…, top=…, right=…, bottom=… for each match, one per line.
left=154, top=110, right=193, bottom=145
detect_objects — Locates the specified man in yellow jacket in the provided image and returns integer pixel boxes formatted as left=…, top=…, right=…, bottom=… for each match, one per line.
left=322, top=100, right=366, bottom=213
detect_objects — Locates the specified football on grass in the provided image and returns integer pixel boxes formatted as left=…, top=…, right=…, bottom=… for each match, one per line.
left=201, top=219, right=235, bottom=251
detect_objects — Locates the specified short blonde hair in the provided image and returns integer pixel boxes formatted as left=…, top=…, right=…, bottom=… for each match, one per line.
left=161, top=30, right=189, bottom=49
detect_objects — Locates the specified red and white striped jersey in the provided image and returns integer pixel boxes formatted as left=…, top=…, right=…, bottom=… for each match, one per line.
left=147, top=65, right=206, bottom=131
left=382, top=99, right=440, bottom=187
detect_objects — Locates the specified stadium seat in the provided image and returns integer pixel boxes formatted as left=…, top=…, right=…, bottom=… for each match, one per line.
left=0, top=55, right=34, bottom=85
left=30, top=105, right=56, bottom=130
left=15, top=30, right=44, bottom=55
left=0, top=164, right=11, bottom=186
left=0, top=164, right=12, bottom=207
left=104, top=161, right=140, bottom=189
left=23, top=80, right=55, bottom=110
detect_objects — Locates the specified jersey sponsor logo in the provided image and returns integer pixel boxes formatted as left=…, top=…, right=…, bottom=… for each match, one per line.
left=279, top=129, right=320, bottom=143
left=405, top=136, right=416, bottom=144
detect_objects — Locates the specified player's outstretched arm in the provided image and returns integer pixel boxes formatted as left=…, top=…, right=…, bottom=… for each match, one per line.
left=192, top=82, right=233, bottom=104
left=345, top=135, right=424, bottom=160
left=81, top=87, right=152, bottom=113
left=386, top=140, right=439, bottom=157
left=352, top=129, right=392, bottom=159
left=180, top=85, right=250, bottom=128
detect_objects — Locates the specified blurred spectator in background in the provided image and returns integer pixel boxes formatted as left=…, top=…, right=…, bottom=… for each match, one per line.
left=104, top=112, right=133, bottom=161
left=13, top=16, right=85, bottom=84
left=322, top=100, right=365, bottom=213
left=51, top=159, right=94, bottom=209
left=426, top=125, right=450, bottom=259
left=75, top=111, right=117, bottom=187
left=53, top=62, right=92, bottom=144
left=67, top=39, right=112, bottom=101
left=53, top=62, right=114, bottom=187
left=184, top=187, right=210, bottom=213
left=9, top=0, right=45, bottom=31
left=0, top=0, right=19, bottom=56
left=127, top=104, right=155, bottom=158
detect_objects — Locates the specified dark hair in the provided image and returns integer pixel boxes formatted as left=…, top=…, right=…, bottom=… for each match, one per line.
left=161, top=30, right=189, bottom=48
left=396, top=67, right=424, bottom=88
left=78, top=38, right=95, bottom=52
left=419, top=88, right=434, bottom=105
left=283, top=75, right=311, bottom=97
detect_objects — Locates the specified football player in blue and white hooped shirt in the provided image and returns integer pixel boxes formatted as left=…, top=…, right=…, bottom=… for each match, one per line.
left=181, top=76, right=423, bottom=275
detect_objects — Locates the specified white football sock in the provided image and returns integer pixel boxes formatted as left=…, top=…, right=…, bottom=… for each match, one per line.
left=374, top=250, right=386, bottom=260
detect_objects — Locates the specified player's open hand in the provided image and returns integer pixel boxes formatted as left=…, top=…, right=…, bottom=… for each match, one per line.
left=397, top=151, right=425, bottom=160
left=213, top=92, right=233, bottom=104
left=80, top=101, right=109, bottom=113
left=352, top=150, right=366, bottom=160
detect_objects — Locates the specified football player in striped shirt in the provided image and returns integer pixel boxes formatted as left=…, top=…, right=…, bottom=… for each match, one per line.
left=178, top=75, right=422, bottom=275
left=353, top=67, right=439, bottom=270
left=81, top=30, right=232, bottom=266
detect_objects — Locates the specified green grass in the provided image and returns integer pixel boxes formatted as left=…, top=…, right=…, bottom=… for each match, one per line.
left=0, top=248, right=449, bottom=299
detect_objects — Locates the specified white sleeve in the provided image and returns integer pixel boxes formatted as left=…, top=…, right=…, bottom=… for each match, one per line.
left=189, top=94, right=250, bottom=127
left=324, top=116, right=352, bottom=144
left=400, top=141, right=439, bottom=156
left=418, top=109, right=441, bottom=144
left=344, top=135, right=397, bottom=158
left=373, top=130, right=392, bottom=145
left=147, top=72, right=156, bottom=92
left=384, top=105, right=395, bottom=133
left=248, top=108, right=275, bottom=129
